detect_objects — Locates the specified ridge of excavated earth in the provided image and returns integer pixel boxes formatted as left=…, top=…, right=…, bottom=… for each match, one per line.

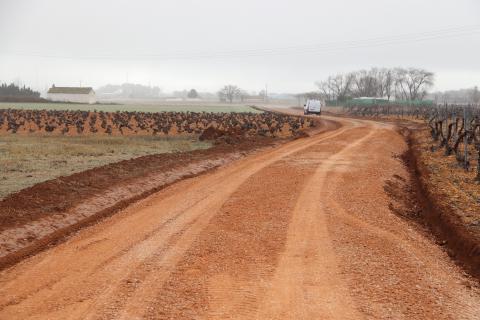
left=0, top=115, right=478, bottom=319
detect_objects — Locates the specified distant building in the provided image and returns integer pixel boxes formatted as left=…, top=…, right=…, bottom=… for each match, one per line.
left=47, top=85, right=96, bottom=104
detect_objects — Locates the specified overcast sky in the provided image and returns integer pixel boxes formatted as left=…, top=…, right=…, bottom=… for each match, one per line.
left=0, top=0, right=479, bottom=94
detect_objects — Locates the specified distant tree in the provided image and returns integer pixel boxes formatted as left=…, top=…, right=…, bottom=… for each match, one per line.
left=239, top=90, right=249, bottom=102
left=333, top=73, right=355, bottom=101
left=380, top=68, right=395, bottom=101
left=218, top=85, right=241, bottom=103
left=352, top=70, right=378, bottom=97
left=394, top=68, right=434, bottom=101
left=427, top=88, right=479, bottom=104
left=315, top=67, right=434, bottom=102
left=316, top=73, right=353, bottom=101
left=187, top=89, right=199, bottom=99
left=0, top=82, right=41, bottom=100
left=315, top=80, right=334, bottom=101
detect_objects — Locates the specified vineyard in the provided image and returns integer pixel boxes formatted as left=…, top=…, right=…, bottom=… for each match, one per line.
left=0, top=108, right=316, bottom=199
left=0, top=109, right=315, bottom=138
left=346, top=103, right=480, bottom=181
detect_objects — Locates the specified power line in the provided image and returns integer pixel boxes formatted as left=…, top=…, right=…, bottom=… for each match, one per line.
left=2, top=25, right=479, bottom=61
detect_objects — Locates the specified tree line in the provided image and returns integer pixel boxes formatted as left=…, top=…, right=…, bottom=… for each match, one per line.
left=430, top=86, right=480, bottom=105
left=315, top=67, right=434, bottom=102
left=0, top=83, right=42, bottom=101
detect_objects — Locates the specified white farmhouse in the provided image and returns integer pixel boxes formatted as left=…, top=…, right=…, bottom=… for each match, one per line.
left=47, top=85, right=96, bottom=104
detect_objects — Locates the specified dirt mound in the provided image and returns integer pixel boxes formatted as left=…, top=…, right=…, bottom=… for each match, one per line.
left=199, top=126, right=224, bottom=141
left=199, top=126, right=247, bottom=145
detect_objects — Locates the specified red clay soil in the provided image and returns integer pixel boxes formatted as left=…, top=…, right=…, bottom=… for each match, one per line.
left=0, top=118, right=334, bottom=271
left=0, top=137, right=272, bottom=270
left=346, top=116, right=480, bottom=279
left=0, top=116, right=477, bottom=319
left=403, top=128, right=480, bottom=278
left=307, top=108, right=480, bottom=279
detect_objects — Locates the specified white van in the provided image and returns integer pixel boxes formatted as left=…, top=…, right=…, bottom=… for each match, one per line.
left=304, top=99, right=323, bottom=115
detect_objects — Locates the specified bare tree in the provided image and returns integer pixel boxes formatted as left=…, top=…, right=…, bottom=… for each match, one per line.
left=352, top=69, right=379, bottom=98
left=315, top=80, right=333, bottom=101
left=376, top=68, right=395, bottom=100
left=331, top=73, right=354, bottom=101
left=394, top=68, right=409, bottom=100
left=395, top=68, right=434, bottom=100
left=218, top=85, right=241, bottom=103
left=316, top=73, right=353, bottom=101
left=316, top=67, right=434, bottom=102
left=405, top=68, right=434, bottom=100
left=327, top=76, right=339, bottom=100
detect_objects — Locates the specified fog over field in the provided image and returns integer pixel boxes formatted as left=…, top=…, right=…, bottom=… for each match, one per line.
left=0, top=0, right=479, bottom=94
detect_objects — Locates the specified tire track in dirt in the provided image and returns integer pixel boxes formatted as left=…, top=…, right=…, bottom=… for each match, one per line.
left=137, top=125, right=373, bottom=319
left=142, top=158, right=315, bottom=319
left=0, top=116, right=478, bottom=319
left=0, top=118, right=345, bottom=319
left=255, top=127, right=374, bottom=320
left=319, top=125, right=480, bottom=319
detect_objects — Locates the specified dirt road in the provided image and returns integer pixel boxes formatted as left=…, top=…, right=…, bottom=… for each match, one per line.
left=0, top=116, right=478, bottom=319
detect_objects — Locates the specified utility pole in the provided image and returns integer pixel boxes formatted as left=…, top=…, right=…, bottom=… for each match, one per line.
left=264, top=83, right=268, bottom=103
